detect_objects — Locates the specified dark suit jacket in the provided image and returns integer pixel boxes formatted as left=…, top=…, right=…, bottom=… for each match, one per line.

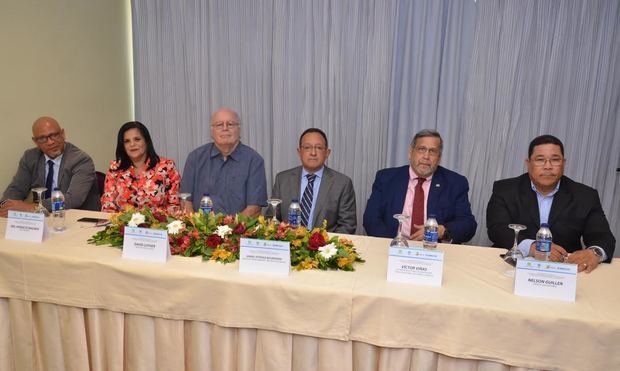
left=3, top=142, right=100, bottom=211
left=272, top=166, right=357, bottom=234
left=363, top=165, right=477, bottom=242
left=486, top=173, right=615, bottom=262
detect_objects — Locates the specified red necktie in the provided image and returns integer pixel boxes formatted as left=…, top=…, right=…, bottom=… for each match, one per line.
left=411, top=177, right=426, bottom=236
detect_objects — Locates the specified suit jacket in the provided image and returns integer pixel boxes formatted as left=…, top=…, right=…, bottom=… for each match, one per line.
left=486, top=173, right=615, bottom=262
left=272, top=166, right=357, bottom=234
left=363, top=165, right=477, bottom=242
left=3, top=142, right=100, bottom=211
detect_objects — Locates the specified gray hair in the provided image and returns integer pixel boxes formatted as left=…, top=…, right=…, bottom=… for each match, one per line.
left=410, top=129, right=443, bottom=153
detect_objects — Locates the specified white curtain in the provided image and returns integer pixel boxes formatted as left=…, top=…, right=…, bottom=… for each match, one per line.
left=132, top=0, right=620, bottom=250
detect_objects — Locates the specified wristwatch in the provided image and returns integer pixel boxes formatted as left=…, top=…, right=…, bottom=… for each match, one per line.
left=588, top=247, right=604, bottom=262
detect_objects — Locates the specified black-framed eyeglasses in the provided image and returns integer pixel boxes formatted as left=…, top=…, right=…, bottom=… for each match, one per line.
left=531, top=157, right=563, bottom=167
left=300, top=145, right=327, bottom=152
left=33, top=131, right=62, bottom=144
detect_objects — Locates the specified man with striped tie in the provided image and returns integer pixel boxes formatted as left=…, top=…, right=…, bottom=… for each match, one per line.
left=271, top=128, right=357, bottom=234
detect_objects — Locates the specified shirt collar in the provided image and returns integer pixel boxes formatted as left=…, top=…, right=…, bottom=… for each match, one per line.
left=302, top=166, right=324, bottom=179
left=44, top=153, right=63, bottom=166
left=409, top=166, right=432, bottom=183
left=209, top=142, right=241, bottom=161
left=530, top=180, right=561, bottom=197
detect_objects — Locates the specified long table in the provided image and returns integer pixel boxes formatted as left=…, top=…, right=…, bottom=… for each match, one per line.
left=1, top=210, right=619, bottom=371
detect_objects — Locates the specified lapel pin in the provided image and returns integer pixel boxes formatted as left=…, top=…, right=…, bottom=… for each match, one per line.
left=436, top=184, right=440, bottom=187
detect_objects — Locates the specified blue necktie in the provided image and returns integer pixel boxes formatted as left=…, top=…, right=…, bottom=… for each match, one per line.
left=45, top=160, right=54, bottom=199
left=300, top=174, right=316, bottom=228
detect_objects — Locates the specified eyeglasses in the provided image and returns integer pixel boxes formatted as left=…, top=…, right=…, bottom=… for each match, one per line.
left=33, top=131, right=62, bottom=144
left=414, top=146, right=440, bottom=156
left=531, top=157, right=563, bottom=167
left=300, top=145, right=327, bottom=152
left=211, top=121, right=240, bottom=130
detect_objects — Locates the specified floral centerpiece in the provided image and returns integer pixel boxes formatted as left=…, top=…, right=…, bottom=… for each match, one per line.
left=88, top=207, right=364, bottom=271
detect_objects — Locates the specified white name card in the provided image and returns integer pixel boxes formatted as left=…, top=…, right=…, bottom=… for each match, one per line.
left=5, top=211, right=46, bottom=243
left=514, top=259, right=577, bottom=302
left=387, top=246, right=444, bottom=286
left=239, top=238, right=290, bottom=275
left=122, top=227, right=170, bottom=263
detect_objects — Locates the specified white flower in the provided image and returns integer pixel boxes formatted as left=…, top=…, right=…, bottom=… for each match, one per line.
left=318, top=243, right=338, bottom=260
left=216, top=225, right=233, bottom=238
left=167, top=220, right=185, bottom=235
left=127, top=212, right=146, bottom=227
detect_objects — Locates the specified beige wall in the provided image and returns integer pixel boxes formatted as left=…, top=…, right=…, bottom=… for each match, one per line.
left=0, top=0, right=133, bottom=195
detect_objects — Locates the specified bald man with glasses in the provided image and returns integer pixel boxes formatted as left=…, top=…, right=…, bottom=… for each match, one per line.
left=1, top=116, right=100, bottom=216
left=487, top=134, right=615, bottom=273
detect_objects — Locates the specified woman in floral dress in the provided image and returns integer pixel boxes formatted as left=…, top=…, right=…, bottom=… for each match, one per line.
left=101, top=121, right=180, bottom=213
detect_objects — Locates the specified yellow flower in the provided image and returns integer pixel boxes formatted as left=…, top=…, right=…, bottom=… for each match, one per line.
left=291, top=239, right=303, bottom=247
left=337, top=257, right=350, bottom=268
left=295, top=226, right=308, bottom=237
left=258, top=215, right=265, bottom=225
left=110, top=213, right=121, bottom=225
left=321, top=230, right=329, bottom=241
left=210, top=248, right=232, bottom=261
left=299, top=257, right=318, bottom=270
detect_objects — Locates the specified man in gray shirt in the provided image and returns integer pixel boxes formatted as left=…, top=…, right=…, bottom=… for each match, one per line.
left=180, top=108, right=267, bottom=216
left=1, top=116, right=100, bottom=216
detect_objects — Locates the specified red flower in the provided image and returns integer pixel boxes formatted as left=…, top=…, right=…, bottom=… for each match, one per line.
left=138, top=223, right=149, bottom=228
left=119, top=225, right=125, bottom=236
left=206, top=234, right=223, bottom=248
left=153, top=212, right=168, bottom=223
left=308, top=232, right=326, bottom=251
left=233, top=223, right=246, bottom=235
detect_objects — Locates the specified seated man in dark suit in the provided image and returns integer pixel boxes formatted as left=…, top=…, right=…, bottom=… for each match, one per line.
left=272, top=128, right=356, bottom=234
left=487, top=135, right=615, bottom=273
left=0, top=116, right=100, bottom=217
left=363, top=129, right=477, bottom=243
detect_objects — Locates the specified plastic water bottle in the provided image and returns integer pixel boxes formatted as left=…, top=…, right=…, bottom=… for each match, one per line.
left=288, top=198, right=301, bottom=228
left=200, top=193, right=213, bottom=214
left=422, top=215, right=439, bottom=249
left=535, top=223, right=552, bottom=261
left=51, top=187, right=66, bottom=232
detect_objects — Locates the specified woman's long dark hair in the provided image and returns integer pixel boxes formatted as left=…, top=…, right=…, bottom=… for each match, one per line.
left=114, top=121, right=160, bottom=171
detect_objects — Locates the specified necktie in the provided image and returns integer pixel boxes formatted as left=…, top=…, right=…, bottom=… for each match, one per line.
left=300, top=173, right=316, bottom=228
left=411, top=177, right=426, bottom=236
left=45, top=160, right=54, bottom=199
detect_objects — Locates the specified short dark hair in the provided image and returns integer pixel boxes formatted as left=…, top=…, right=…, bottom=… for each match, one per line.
left=410, top=129, right=443, bottom=153
left=115, top=121, right=160, bottom=171
left=528, top=135, right=564, bottom=158
left=299, top=128, right=328, bottom=148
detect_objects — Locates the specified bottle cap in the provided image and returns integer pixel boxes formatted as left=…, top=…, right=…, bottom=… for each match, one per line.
left=291, top=198, right=298, bottom=202
left=54, top=187, right=60, bottom=191
left=203, top=193, right=210, bottom=196
left=541, top=223, right=549, bottom=228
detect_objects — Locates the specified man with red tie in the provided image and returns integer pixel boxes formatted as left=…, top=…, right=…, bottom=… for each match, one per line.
left=363, top=129, right=477, bottom=243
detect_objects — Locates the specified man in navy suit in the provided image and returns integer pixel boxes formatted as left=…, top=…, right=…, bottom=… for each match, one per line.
left=363, top=129, right=477, bottom=243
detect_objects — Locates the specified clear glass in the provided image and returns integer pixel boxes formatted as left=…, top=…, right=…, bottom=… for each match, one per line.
left=31, top=187, right=48, bottom=214
left=390, top=214, right=410, bottom=248
left=266, top=198, right=282, bottom=224
left=502, top=224, right=526, bottom=276
left=178, top=193, right=192, bottom=213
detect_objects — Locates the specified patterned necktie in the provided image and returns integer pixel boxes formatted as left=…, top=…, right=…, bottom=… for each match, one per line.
left=411, top=177, right=426, bottom=236
left=300, top=173, right=317, bottom=228
left=45, top=160, right=54, bottom=199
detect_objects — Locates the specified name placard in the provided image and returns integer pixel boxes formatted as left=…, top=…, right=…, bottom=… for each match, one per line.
left=5, top=211, right=46, bottom=243
left=239, top=238, right=290, bottom=275
left=122, top=227, right=170, bottom=263
left=514, top=259, right=577, bottom=302
left=387, top=247, right=444, bottom=286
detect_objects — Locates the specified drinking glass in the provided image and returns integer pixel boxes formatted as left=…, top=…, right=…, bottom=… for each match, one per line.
left=502, top=224, right=526, bottom=276
left=179, top=193, right=192, bottom=213
left=390, top=214, right=410, bottom=248
left=266, top=198, right=282, bottom=224
left=31, top=187, right=48, bottom=214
